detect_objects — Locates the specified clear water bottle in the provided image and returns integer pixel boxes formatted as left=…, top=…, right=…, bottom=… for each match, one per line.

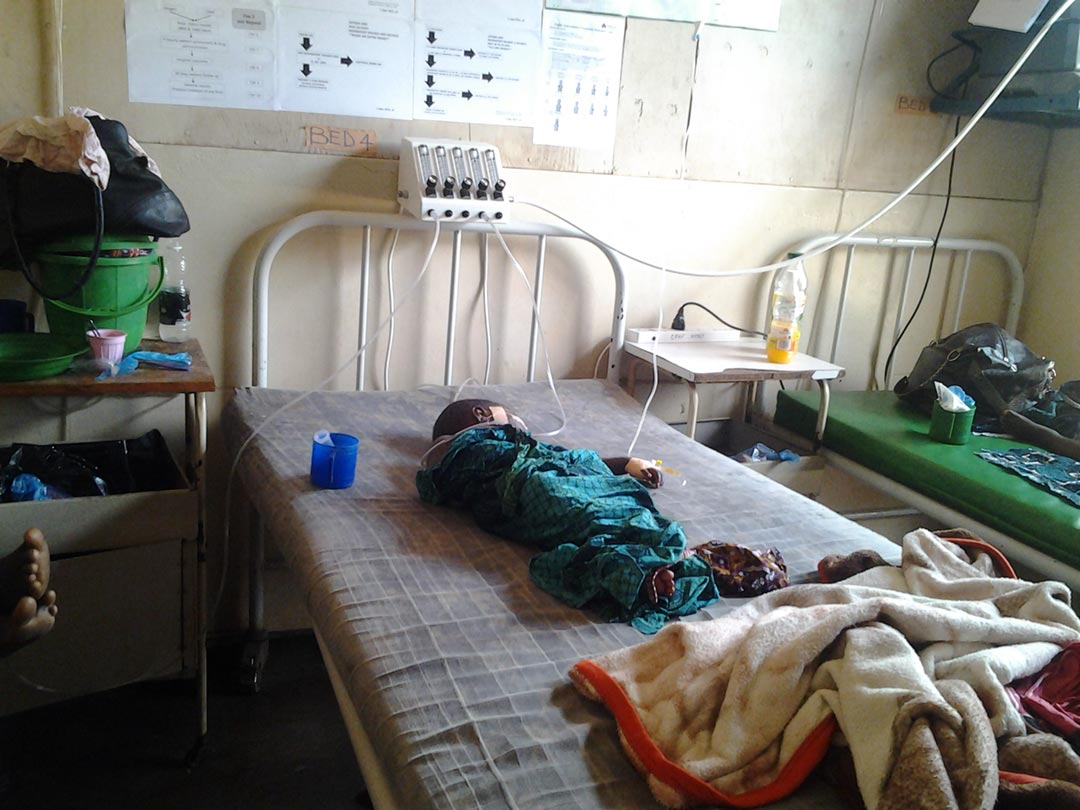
left=159, top=241, right=191, bottom=343
left=766, top=253, right=808, bottom=364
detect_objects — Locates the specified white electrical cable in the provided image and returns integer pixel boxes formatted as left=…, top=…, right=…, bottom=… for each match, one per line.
left=483, top=215, right=568, bottom=438
left=214, top=219, right=444, bottom=620
left=515, top=0, right=1077, bottom=280
left=625, top=266, right=666, bottom=457
left=382, top=227, right=400, bottom=390
left=481, top=235, right=493, bottom=385
left=592, top=341, right=611, bottom=379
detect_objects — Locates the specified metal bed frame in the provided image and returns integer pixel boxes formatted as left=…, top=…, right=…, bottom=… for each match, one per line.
left=251, top=211, right=628, bottom=390
left=776, top=234, right=1023, bottom=387
left=241, top=211, right=629, bottom=690
left=766, top=234, right=1080, bottom=591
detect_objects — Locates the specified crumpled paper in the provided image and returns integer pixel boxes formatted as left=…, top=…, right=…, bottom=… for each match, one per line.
left=0, top=106, right=162, bottom=191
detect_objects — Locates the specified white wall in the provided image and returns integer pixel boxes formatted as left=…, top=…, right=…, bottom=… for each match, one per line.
left=1021, top=128, right=1080, bottom=381
left=0, top=0, right=1054, bottom=631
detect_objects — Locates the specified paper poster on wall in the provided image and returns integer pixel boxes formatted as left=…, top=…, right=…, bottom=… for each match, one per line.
left=126, top=0, right=544, bottom=126
left=413, top=0, right=542, bottom=125
left=534, top=10, right=625, bottom=150
left=126, top=0, right=415, bottom=117
left=545, top=0, right=781, bottom=31
left=276, top=2, right=413, bottom=118
left=125, top=1, right=279, bottom=110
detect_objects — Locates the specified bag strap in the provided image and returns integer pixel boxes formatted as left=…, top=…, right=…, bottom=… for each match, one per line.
left=0, top=161, right=105, bottom=300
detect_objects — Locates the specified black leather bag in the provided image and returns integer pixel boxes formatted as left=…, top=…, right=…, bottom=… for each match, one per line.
left=894, top=323, right=1056, bottom=420
left=0, top=115, right=189, bottom=298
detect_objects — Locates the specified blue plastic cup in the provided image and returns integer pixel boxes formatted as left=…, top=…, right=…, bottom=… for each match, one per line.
left=310, top=431, right=359, bottom=489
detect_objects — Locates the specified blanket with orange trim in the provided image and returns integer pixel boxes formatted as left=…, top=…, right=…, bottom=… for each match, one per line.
left=570, top=530, right=1080, bottom=809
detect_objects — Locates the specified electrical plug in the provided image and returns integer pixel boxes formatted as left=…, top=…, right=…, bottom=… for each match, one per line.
left=670, top=307, right=687, bottom=330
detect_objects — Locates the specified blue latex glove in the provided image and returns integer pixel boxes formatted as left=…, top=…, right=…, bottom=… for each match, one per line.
left=129, top=351, right=192, bottom=370
left=96, top=351, right=191, bottom=381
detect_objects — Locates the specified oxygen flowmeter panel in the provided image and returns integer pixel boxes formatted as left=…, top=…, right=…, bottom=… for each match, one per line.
left=398, top=137, right=511, bottom=221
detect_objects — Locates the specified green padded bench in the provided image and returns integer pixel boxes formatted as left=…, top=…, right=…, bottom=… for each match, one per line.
left=775, top=389, right=1080, bottom=574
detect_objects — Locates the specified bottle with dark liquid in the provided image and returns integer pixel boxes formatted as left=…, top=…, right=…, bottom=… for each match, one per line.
left=159, top=241, right=191, bottom=343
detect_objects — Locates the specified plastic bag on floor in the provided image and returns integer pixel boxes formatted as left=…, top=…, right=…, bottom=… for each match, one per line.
left=732, top=442, right=799, bottom=463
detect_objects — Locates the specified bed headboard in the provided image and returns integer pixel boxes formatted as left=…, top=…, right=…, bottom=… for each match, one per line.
left=251, top=212, right=628, bottom=390
left=774, top=234, right=1024, bottom=391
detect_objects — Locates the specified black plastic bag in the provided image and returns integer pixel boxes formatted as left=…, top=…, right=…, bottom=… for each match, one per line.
left=0, top=445, right=108, bottom=501
left=894, top=323, right=1055, bottom=423
left=0, top=429, right=181, bottom=502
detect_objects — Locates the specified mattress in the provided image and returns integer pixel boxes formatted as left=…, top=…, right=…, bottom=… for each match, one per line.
left=224, top=379, right=902, bottom=809
left=775, top=389, right=1080, bottom=569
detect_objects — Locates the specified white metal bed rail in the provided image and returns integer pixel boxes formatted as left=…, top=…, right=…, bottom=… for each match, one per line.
left=251, top=211, right=628, bottom=389
left=774, top=234, right=1024, bottom=388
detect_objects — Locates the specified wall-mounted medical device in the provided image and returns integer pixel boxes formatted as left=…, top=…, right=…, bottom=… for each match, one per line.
left=397, top=137, right=511, bottom=221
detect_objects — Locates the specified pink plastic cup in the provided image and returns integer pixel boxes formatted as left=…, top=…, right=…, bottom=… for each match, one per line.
left=86, top=328, right=127, bottom=363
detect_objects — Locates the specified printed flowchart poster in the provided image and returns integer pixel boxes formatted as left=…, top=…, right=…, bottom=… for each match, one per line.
left=412, top=0, right=543, bottom=125
left=276, top=1, right=413, bottom=118
left=126, top=0, right=414, bottom=117
left=534, top=10, right=624, bottom=149
left=126, top=2, right=278, bottom=110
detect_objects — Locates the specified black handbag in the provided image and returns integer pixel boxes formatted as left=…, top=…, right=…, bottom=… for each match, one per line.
left=894, top=323, right=1056, bottom=422
left=0, top=115, right=189, bottom=299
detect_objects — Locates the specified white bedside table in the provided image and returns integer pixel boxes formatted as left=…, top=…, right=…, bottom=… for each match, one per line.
left=623, top=337, right=844, bottom=442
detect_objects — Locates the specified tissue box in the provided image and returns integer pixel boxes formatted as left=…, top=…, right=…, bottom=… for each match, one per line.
left=929, top=401, right=976, bottom=444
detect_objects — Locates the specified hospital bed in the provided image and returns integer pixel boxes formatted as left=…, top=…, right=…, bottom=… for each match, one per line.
left=766, top=234, right=1080, bottom=592
left=224, top=212, right=932, bottom=809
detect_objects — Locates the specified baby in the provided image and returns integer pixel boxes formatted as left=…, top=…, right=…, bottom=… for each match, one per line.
left=416, top=399, right=719, bottom=634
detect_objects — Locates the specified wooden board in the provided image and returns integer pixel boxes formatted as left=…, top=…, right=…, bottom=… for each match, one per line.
left=0, top=339, right=215, bottom=398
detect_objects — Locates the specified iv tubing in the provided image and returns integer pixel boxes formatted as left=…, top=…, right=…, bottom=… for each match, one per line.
left=216, top=219, right=444, bottom=619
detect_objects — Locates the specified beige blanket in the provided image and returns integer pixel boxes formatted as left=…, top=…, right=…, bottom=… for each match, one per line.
left=570, top=530, right=1080, bottom=809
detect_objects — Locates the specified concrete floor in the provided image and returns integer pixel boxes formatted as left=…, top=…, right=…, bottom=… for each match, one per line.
left=0, top=633, right=367, bottom=810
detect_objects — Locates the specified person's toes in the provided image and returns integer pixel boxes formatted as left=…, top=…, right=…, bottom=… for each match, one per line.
left=21, top=530, right=48, bottom=597
left=11, top=595, right=37, bottom=628
left=22, top=528, right=46, bottom=553
left=22, top=569, right=44, bottom=600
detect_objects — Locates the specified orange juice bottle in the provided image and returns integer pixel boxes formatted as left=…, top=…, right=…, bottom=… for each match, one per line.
left=766, top=253, right=808, bottom=364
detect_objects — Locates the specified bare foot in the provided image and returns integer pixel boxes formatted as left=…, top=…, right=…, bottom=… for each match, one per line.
left=0, top=529, right=50, bottom=612
left=0, top=590, right=58, bottom=656
left=817, top=549, right=891, bottom=583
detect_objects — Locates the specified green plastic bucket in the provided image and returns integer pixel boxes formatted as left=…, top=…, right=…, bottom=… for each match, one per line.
left=37, top=251, right=164, bottom=355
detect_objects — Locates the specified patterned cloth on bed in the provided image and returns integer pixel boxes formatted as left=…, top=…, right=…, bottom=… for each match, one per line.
left=977, top=447, right=1080, bottom=508
left=224, top=379, right=906, bottom=810
left=416, top=425, right=719, bottom=634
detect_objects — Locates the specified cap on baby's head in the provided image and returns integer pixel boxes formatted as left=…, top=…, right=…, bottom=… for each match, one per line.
left=431, top=399, right=503, bottom=441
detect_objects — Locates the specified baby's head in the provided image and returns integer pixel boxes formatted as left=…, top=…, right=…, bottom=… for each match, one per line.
left=431, top=399, right=526, bottom=441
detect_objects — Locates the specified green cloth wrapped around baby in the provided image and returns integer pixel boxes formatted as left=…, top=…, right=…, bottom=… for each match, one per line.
left=416, top=400, right=719, bottom=634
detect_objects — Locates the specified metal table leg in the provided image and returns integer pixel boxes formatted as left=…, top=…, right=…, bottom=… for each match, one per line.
left=185, top=391, right=208, bottom=764
left=685, top=381, right=699, bottom=441
left=240, top=513, right=269, bottom=694
left=814, top=379, right=831, bottom=446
